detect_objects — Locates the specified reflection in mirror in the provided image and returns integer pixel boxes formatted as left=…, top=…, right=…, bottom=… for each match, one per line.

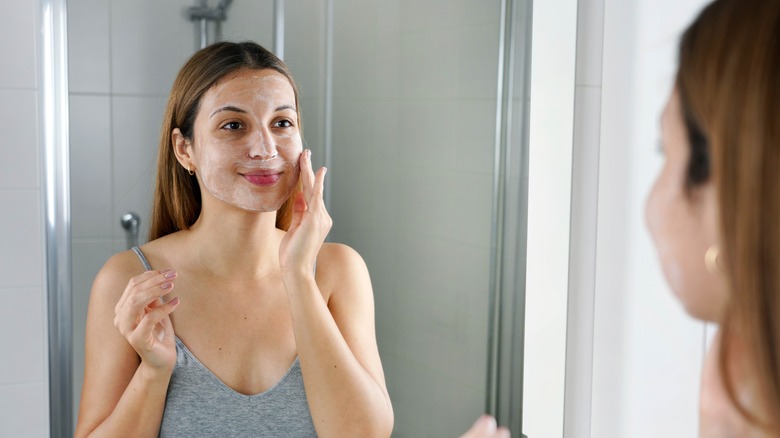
left=65, top=0, right=534, bottom=436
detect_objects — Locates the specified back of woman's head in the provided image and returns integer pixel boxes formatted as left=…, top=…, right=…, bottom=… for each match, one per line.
left=676, top=0, right=780, bottom=427
left=149, top=41, right=301, bottom=241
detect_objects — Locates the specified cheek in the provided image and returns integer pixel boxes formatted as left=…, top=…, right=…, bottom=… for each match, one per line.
left=193, top=142, right=239, bottom=194
left=279, top=133, right=303, bottom=152
left=646, top=173, right=688, bottom=293
left=645, top=177, right=669, bottom=247
left=278, top=135, right=303, bottom=163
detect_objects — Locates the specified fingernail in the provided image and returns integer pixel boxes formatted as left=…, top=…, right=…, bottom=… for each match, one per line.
left=169, top=297, right=180, bottom=306
left=161, top=282, right=173, bottom=290
left=163, top=269, right=176, bottom=278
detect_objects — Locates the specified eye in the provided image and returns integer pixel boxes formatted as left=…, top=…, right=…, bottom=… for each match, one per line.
left=221, top=121, right=244, bottom=131
left=274, top=119, right=293, bottom=129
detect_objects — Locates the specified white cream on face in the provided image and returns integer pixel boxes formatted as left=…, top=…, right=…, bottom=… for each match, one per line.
left=191, top=69, right=303, bottom=212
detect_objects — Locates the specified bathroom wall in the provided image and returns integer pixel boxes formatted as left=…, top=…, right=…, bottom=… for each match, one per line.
left=282, top=2, right=506, bottom=436
left=0, top=0, right=50, bottom=436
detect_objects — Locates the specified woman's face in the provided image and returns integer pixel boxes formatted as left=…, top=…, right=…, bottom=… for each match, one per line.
left=178, top=68, right=302, bottom=212
left=645, top=89, right=728, bottom=322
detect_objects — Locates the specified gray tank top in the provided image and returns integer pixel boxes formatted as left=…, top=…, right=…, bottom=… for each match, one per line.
left=130, top=246, right=317, bottom=438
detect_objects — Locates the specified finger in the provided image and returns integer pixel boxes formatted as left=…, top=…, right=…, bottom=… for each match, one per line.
left=129, top=270, right=177, bottom=309
left=115, top=270, right=164, bottom=311
left=115, top=270, right=176, bottom=329
left=115, top=285, right=174, bottom=337
left=130, top=297, right=180, bottom=344
left=301, top=149, right=316, bottom=200
left=146, top=288, right=176, bottom=309
left=118, top=270, right=177, bottom=308
left=310, top=167, right=327, bottom=204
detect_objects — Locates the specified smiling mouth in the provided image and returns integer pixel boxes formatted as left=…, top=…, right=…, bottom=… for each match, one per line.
left=242, top=171, right=282, bottom=186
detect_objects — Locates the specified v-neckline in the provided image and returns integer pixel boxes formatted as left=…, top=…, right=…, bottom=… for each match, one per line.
left=174, top=336, right=300, bottom=400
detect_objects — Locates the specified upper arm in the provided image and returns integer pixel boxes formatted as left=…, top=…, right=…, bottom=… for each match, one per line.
left=75, top=252, right=143, bottom=436
left=318, top=243, right=389, bottom=396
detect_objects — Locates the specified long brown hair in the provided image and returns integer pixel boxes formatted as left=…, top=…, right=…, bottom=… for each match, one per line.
left=149, top=41, right=302, bottom=241
left=677, top=0, right=780, bottom=428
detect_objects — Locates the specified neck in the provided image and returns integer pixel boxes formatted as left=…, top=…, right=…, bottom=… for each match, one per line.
left=185, top=203, right=284, bottom=280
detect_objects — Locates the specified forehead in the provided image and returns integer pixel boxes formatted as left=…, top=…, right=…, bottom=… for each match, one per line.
left=202, top=68, right=296, bottom=108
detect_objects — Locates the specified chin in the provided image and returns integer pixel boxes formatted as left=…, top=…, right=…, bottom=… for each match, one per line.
left=235, top=198, right=287, bottom=213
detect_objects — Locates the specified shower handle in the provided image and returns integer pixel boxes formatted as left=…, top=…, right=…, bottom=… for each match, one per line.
left=120, top=212, right=141, bottom=250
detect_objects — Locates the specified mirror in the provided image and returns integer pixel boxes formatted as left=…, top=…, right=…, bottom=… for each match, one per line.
left=58, top=0, right=576, bottom=436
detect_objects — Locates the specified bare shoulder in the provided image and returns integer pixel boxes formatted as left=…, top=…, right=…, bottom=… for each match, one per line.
left=91, top=249, right=148, bottom=303
left=318, top=242, right=366, bottom=268
left=315, top=243, right=372, bottom=300
left=316, top=242, right=369, bottom=279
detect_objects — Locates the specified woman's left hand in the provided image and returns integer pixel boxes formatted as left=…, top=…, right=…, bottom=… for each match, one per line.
left=279, top=149, right=332, bottom=277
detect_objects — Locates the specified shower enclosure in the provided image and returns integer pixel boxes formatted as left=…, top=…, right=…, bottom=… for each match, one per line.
left=52, top=0, right=567, bottom=436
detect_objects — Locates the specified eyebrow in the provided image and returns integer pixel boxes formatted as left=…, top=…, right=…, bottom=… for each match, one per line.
left=210, top=105, right=247, bottom=119
left=209, top=104, right=297, bottom=119
left=275, top=104, right=297, bottom=113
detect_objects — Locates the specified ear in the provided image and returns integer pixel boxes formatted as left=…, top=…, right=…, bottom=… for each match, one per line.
left=172, top=128, right=195, bottom=171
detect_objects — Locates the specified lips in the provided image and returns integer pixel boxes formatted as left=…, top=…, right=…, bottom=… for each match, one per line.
left=241, top=170, right=282, bottom=186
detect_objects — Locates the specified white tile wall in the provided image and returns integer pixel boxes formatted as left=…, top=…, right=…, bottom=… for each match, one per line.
left=110, top=0, right=192, bottom=95
left=284, top=0, right=325, bottom=161
left=0, top=0, right=37, bottom=89
left=0, top=382, right=49, bottom=437
left=219, top=0, right=274, bottom=47
left=0, top=190, right=44, bottom=288
left=0, top=1, right=48, bottom=435
left=111, top=95, right=166, bottom=241
left=455, top=24, right=501, bottom=100
left=451, top=100, right=496, bottom=174
left=0, top=90, right=39, bottom=189
left=398, top=30, right=457, bottom=100
left=325, top=1, right=502, bottom=435
left=0, top=287, right=45, bottom=385
left=70, top=95, right=113, bottom=239
left=67, top=0, right=111, bottom=94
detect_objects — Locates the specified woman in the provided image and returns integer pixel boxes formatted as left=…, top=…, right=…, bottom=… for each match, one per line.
left=647, top=0, right=780, bottom=434
left=76, top=41, right=393, bottom=437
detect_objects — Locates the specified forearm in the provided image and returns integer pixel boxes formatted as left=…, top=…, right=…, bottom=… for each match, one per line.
left=284, top=275, right=393, bottom=438
left=80, top=362, right=171, bottom=438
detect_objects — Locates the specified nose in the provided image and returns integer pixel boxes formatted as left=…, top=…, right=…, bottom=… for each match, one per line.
left=248, top=127, right=278, bottom=160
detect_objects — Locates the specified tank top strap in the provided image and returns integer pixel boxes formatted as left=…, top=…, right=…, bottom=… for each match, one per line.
left=131, top=246, right=153, bottom=271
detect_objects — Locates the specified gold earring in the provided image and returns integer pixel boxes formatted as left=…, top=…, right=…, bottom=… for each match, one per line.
left=187, top=166, right=195, bottom=176
left=705, top=245, right=721, bottom=274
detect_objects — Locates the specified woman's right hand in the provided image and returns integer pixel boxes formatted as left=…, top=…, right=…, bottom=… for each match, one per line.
left=113, top=269, right=180, bottom=371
